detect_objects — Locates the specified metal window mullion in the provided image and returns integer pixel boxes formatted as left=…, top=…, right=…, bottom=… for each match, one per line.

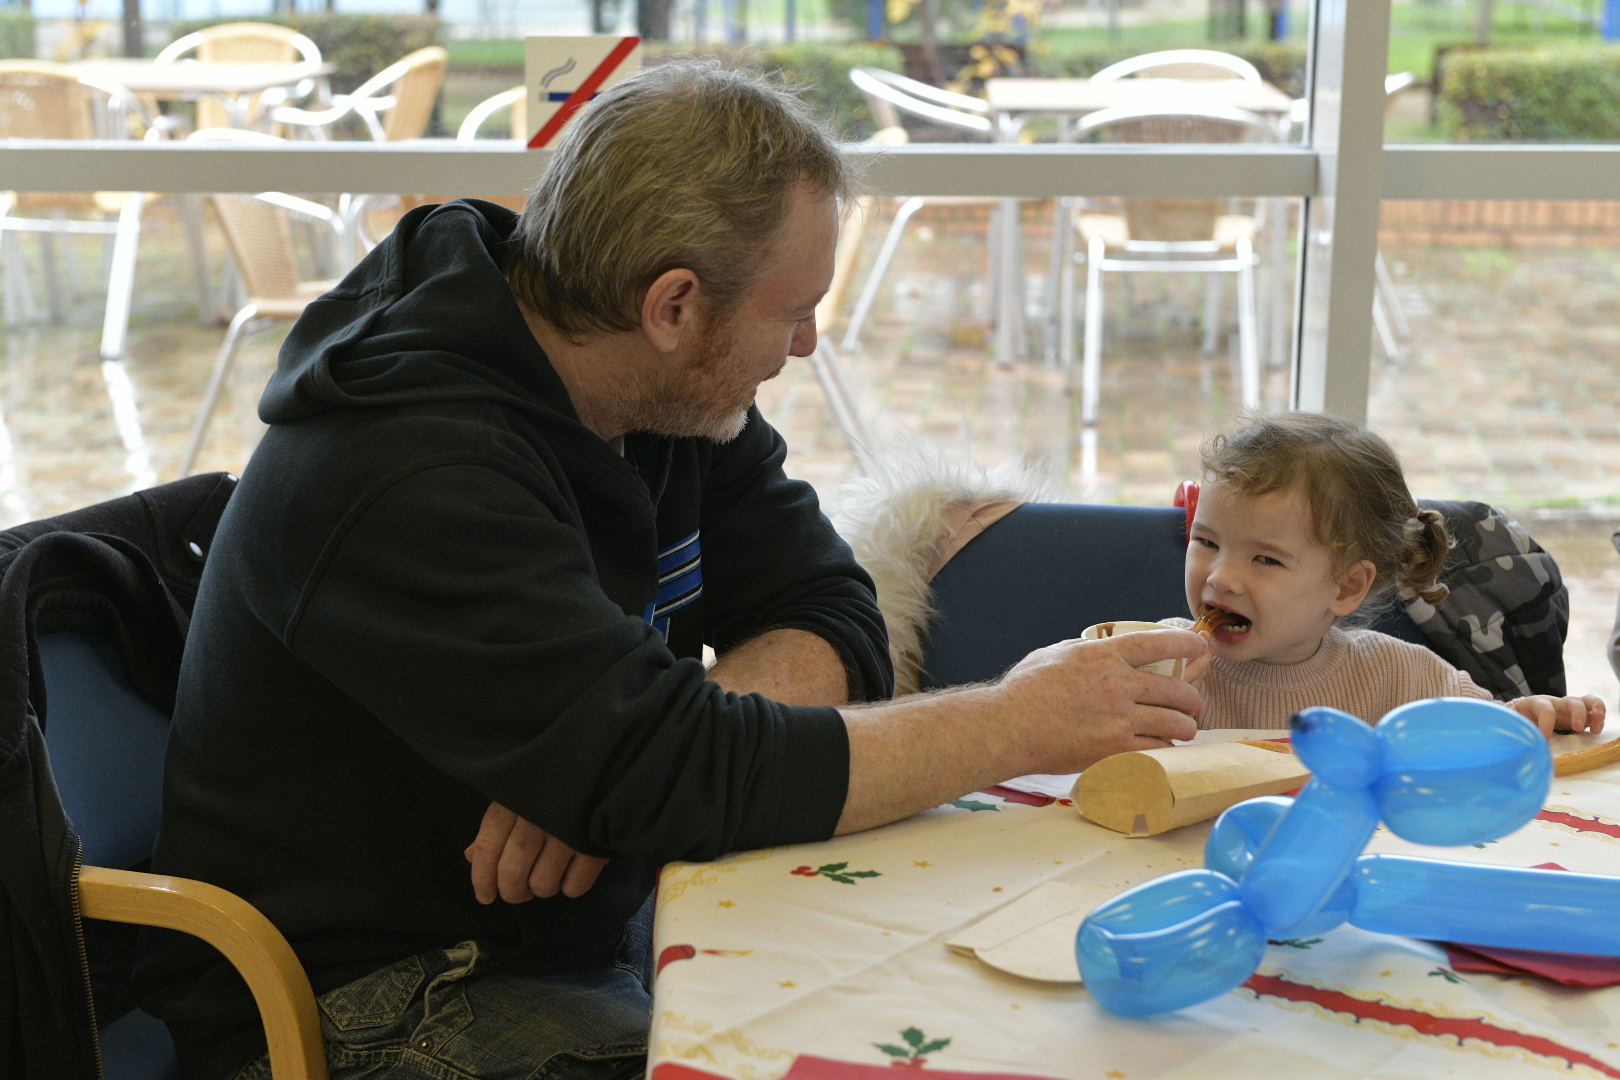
left=1291, top=0, right=1394, bottom=425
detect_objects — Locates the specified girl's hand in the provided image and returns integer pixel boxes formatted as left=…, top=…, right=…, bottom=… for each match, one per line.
left=1508, top=695, right=1607, bottom=739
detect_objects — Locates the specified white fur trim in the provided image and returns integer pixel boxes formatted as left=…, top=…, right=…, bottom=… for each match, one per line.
left=831, top=436, right=1052, bottom=696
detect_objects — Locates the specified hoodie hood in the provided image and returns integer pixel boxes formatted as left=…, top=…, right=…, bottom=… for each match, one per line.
left=260, top=199, right=578, bottom=430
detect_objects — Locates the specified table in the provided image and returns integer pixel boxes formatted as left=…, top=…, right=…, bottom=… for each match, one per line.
left=984, top=78, right=1295, bottom=125
left=70, top=59, right=335, bottom=128
left=981, top=78, right=1294, bottom=374
left=649, top=729, right=1620, bottom=1080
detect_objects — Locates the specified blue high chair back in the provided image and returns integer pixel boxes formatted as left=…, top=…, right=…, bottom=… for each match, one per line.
left=918, top=502, right=1428, bottom=690
left=40, top=631, right=180, bottom=1080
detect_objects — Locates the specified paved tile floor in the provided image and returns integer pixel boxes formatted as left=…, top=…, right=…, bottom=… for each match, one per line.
left=3, top=197, right=1618, bottom=708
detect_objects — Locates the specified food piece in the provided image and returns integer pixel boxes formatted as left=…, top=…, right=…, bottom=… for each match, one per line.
left=1193, top=608, right=1248, bottom=635
left=1554, top=738, right=1620, bottom=777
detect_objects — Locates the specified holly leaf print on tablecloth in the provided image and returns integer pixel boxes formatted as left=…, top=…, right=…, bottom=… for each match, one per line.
left=875, top=1027, right=951, bottom=1064
left=949, top=798, right=1000, bottom=812
left=792, top=862, right=882, bottom=884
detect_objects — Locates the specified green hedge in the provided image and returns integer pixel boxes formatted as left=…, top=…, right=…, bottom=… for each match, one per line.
left=1438, top=45, right=1620, bottom=141
left=0, top=8, right=34, bottom=59
left=645, top=42, right=904, bottom=138
left=170, top=15, right=442, bottom=95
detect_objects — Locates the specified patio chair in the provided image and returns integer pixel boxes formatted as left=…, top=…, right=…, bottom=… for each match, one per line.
left=1089, top=48, right=1262, bottom=85
left=155, top=21, right=325, bottom=132
left=843, top=71, right=1015, bottom=356
left=849, top=66, right=995, bottom=138
left=1062, top=103, right=1278, bottom=425
left=0, top=61, right=160, bottom=361
left=456, top=85, right=526, bottom=142
left=180, top=132, right=343, bottom=477
left=271, top=46, right=448, bottom=142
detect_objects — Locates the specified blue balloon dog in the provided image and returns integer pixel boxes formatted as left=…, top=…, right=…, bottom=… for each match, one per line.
left=1076, top=698, right=1620, bottom=1017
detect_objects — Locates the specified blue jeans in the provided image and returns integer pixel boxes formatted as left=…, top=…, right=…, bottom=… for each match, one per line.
left=229, top=935, right=650, bottom=1080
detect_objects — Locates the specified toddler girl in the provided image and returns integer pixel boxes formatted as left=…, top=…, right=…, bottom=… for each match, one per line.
left=1166, top=413, right=1604, bottom=737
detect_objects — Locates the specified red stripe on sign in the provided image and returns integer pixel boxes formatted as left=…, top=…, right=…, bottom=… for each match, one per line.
left=1537, top=808, right=1620, bottom=839
left=1243, top=972, right=1620, bottom=1077
left=528, top=36, right=640, bottom=148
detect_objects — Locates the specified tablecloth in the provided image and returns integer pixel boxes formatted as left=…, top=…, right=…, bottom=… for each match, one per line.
left=650, top=730, right=1620, bottom=1080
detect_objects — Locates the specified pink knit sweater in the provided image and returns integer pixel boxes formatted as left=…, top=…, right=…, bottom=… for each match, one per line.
left=1161, top=619, right=1494, bottom=729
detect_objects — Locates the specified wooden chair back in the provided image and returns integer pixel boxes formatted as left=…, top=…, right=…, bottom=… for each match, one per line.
left=0, top=61, right=92, bottom=140
left=1080, top=107, right=1274, bottom=243
left=381, top=46, right=447, bottom=141
left=211, top=194, right=301, bottom=301
left=180, top=23, right=306, bottom=130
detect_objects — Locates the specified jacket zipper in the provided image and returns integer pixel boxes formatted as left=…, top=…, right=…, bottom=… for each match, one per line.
left=69, top=835, right=105, bottom=1079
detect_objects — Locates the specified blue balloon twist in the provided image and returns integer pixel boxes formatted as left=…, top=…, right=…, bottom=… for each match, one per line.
left=1077, top=698, right=1620, bottom=1017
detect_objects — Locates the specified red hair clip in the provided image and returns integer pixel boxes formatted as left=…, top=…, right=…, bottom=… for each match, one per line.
left=1173, top=480, right=1199, bottom=539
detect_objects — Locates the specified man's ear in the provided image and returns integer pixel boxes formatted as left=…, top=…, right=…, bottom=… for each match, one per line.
left=1330, top=559, right=1378, bottom=617
left=641, top=268, right=702, bottom=354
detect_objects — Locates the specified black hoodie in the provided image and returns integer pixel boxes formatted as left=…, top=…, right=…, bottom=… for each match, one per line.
left=134, top=200, right=891, bottom=1079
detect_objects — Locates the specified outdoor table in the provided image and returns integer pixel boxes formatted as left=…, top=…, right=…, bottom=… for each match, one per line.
left=984, top=77, right=1295, bottom=129
left=981, top=78, right=1294, bottom=375
left=70, top=59, right=336, bottom=128
left=649, top=728, right=1620, bottom=1080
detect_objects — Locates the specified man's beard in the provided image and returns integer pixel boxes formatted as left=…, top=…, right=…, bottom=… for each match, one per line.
left=628, top=315, right=757, bottom=443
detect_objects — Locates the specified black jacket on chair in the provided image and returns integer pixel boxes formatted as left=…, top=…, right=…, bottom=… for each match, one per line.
left=0, top=473, right=236, bottom=1080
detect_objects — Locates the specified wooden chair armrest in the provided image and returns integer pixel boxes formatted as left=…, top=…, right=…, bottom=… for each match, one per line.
left=79, top=865, right=329, bottom=1080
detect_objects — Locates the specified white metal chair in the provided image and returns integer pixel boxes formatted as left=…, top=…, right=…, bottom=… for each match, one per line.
left=456, top=85, right=525, bottom=142
left=1063, top=103, right=1277, bottom=425
left=849, top=66, right=995, bottom=136
left=271, top=46, right=447, bottom=143
left=180, top=129, right=344, bottom=476
left=844, top=70, right=1014, bottom=355
left=155, top=22, right=325, bottom=131
left=1090, top=49, right=1263, bottom=84
left=0, top=62, right=163, bottom=361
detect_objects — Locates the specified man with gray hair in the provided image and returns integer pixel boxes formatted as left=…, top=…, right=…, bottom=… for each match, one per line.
left=137, top=62, right=1203, bottom=1080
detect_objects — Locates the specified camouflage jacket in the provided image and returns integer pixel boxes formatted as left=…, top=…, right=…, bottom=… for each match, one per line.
left=1403, top=500, right=1568, bottom=700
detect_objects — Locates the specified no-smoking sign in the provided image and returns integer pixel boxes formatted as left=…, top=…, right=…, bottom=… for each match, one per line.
left=524, top=36, right=643, bottom=149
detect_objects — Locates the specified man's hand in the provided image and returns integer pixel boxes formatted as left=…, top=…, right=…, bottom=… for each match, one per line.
left=994, top=629, right=1207, bottom=764
left=1182, top=628, right=1215, bottom=691
left=464, top=802, right=608, bottom=904
left=836, top=628, right=1207, bottom=835
left=1509, top=694, right=1607, bottom=739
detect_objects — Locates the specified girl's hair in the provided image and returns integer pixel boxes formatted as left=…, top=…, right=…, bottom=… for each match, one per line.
left=1201, top=413, right=1450, bottom=606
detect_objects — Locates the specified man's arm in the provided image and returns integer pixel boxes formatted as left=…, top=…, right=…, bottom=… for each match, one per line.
left=836, top=630, right=1205, bottom=833
left=470, top=628, right=1207, bottom=898
left=468, top=626, right=850, bottom=902
left=708, top=628, right=848, bottom=705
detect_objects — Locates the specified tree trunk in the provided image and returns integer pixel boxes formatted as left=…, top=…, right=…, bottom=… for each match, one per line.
left=639, top=0, right=672, bottom=40
left=122, top=0, right=141, bottom=58
left=592, top=0, right=610, bottom=33
left=918, top=0, right=944, bottom=84
left=1474, top=0, right=1494, bottom=45
left=424, top=0, right=440, bottom=15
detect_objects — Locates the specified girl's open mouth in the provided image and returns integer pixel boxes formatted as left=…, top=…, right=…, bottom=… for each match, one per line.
left=1195, top=607, right=1252, bottom=644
